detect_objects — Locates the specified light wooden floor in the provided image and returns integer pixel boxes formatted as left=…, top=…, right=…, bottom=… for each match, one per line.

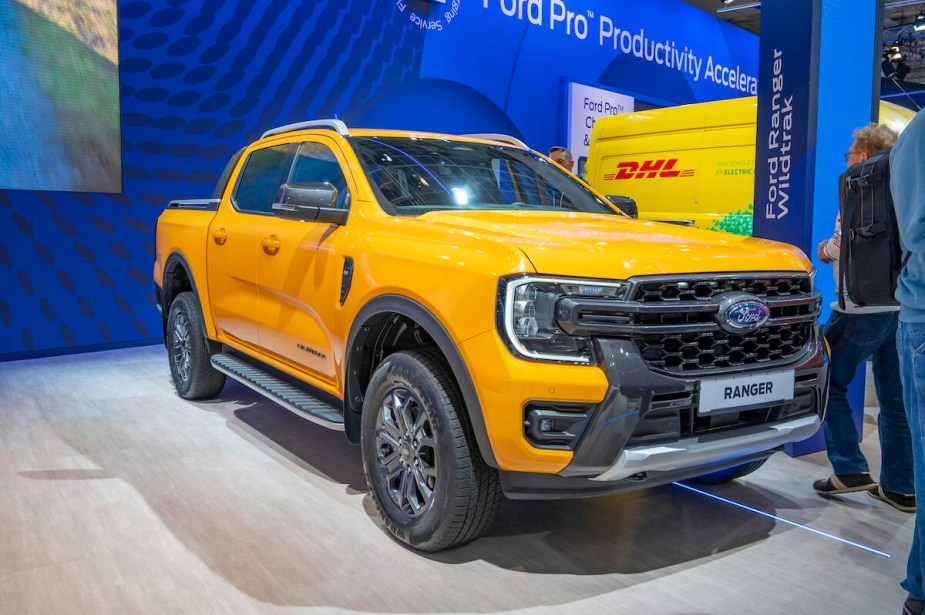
left=0, top=346, right=913, bottom=614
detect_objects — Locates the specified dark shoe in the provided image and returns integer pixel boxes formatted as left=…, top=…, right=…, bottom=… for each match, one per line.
left=813, top=473, right=877, bottom=495
left=868, top=486, right=916, bottom=513
left=903, top=594, right=925, bottom=615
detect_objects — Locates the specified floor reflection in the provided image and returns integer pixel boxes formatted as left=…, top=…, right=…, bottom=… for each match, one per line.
left=225, top=379, right=779, bottom=576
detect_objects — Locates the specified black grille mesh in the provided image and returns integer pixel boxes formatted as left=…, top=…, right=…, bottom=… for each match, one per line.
left=636, top=323, right=810, bottom=373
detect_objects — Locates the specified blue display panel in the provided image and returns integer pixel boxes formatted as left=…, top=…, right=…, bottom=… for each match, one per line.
left=0, top=1, right=121, bottom=193
left=752, top=0, right=818, bottom=254
left=373, top=0, right=758, bottom=143
left=752, top=0, right=879, bottom=456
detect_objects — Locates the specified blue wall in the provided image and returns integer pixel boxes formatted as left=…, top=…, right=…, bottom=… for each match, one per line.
left=0, top=0, right=757, bottom=360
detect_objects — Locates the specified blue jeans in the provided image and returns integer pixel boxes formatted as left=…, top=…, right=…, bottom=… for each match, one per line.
left=821, top=311, right=914, bottom=494
left=900, top=322, right=925, bottom=600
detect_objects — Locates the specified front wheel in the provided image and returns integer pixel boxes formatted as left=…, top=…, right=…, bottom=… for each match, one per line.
left=166, top=291, right=226, bottom=400
left=360, top=349, right=502, bottom=552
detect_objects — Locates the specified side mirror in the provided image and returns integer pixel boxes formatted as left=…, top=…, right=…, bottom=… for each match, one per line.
left=606, top=195, right=638, bottom=218
left=272, top=182, right=348, bottom=225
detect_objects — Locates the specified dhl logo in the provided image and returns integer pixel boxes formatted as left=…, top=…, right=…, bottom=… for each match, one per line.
left=603, top=159, right=695, bottom=181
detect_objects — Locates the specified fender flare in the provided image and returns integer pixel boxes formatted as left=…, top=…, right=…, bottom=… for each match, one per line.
left=345, top=295, right=498, bottom=468
left=161, top=252, right=217, bottom=351
left=162, top=253, right=202, bottom=311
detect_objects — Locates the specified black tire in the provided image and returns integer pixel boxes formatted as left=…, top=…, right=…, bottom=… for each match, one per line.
left=360, top=349, right=502, bottom=552
left=166, top=291, right=226, bottom=400
left=691, top=458, right=768, bottom=485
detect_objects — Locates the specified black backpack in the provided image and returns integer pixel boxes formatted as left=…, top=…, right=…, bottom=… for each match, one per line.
left=837, top=149, right=906, bottom=309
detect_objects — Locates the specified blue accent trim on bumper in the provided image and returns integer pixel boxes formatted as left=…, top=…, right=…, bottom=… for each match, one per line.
left=602, top=410, right=640, bottom=426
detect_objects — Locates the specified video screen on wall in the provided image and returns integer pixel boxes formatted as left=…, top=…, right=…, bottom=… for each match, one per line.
left=0, top=0, right=121, bottom=193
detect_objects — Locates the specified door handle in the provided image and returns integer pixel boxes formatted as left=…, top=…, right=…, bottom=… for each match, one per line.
left=212, top=228, right=228, bottom=245
left=261, top=235, right=281, bottom=256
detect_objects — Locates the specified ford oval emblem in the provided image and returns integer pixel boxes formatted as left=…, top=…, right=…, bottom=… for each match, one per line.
left=716, top=293, right=771, bottom=333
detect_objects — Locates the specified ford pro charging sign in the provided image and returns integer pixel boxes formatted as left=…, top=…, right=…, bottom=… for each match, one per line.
left=564, top=82, right=634, bottom=172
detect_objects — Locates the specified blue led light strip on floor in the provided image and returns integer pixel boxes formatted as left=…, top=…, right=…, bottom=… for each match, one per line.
left=673, top=481, right=892, bottom=559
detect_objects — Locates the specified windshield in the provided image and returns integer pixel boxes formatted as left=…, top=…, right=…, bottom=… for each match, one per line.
left=348, top=136, right=618, bottom=216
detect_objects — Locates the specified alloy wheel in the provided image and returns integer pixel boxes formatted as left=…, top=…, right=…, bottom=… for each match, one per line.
left=171, top=311, right=192, bottom=383
left=375, top=387, right=437, bottom=517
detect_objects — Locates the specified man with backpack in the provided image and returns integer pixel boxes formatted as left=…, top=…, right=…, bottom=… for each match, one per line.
left=890, top=108, right=925, bottom=615
left=812, top=123, right=916, bottom=513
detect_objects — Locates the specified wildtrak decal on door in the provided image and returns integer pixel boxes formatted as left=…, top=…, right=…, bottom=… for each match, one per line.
left=297, top=343, right=328, bottom=361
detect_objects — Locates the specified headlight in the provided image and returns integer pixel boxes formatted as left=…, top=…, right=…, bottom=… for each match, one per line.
left=497, top=275, right=629, bottom=364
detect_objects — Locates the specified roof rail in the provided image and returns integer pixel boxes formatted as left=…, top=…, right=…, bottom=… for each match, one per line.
left=461, top=133, right=529, bottom=149
left=262, top=119, right=350, bottom=139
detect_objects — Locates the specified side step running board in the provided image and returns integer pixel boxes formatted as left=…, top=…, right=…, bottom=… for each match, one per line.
left=211, top=353, right=345, bottom=431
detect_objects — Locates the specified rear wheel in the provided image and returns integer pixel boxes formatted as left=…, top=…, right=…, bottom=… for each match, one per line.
left=166, top=292, right=226, bottom=400
left=691, top=458, right=768, bottom=484
left=360, top=349, right=502, bottom=552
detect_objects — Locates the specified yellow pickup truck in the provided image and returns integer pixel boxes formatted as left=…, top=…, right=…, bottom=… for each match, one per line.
left=154, top=121, right=829, bottom=551
left=586, top=97, right=915, bottom=234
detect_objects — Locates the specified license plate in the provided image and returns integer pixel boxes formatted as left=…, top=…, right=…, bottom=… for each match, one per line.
left=698, top=370, right=795, bottom=415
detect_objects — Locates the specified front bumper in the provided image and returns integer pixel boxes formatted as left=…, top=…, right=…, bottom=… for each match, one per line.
left=593, top=414, right=819, bottom=481
left=500, top=336, right=829, bottom=498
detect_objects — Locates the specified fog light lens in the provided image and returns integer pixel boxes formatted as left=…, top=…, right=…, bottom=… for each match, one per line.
left=524, top=405, right=593, bottom=449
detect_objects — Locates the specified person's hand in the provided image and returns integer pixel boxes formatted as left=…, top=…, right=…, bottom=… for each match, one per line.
left=817, top=240, right=833, bottom=264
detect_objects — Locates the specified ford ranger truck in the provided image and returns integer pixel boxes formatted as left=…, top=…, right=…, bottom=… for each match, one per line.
left=585, top=97, right=915, bottom=234
left=153, top=120, right=829, bottom=552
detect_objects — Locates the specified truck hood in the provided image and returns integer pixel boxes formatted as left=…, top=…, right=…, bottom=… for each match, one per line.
left=417, top=210, right=811, bottom=278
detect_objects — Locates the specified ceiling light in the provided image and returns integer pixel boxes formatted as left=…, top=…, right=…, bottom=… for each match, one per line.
left=889, top=45, right=903, bottom=61
left=915, top=9, right=925, bottom=31
left=717, top=2, right=761, bottom=13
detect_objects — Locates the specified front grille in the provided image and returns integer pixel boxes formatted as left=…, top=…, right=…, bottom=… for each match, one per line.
left=632, top=275, right=811, bottom=302
left=554, top=273, right=819, bottom=374
left=636, top=322, right=810, bottom=373
left=625, top=273, right=816, bottom=374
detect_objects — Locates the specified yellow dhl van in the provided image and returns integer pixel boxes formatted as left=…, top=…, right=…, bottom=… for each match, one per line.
left=585, top=96, right=916, bottom=235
